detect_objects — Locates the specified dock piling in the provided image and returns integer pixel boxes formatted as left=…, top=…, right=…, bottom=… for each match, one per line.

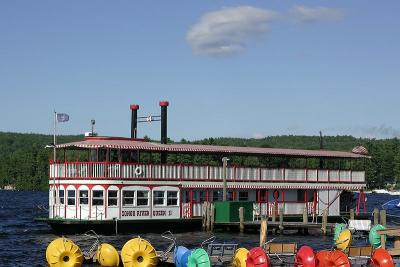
left=321, top=209, right=327, bottom=235
left=373, top=208, right=379, bottom=225
left=303, top=206, right=308, bottom=224
left=206, top=202, right=212, bottom=231
left=279, top=208, right=284, bottom=233
left=260, top=219, right=267, bottom=248
left=210, top=203, right=215, bottom=232
left=239, top=207, right=244, bottom=233
left=272, top=206, right=276, bottom=223
left=380, top=209, right=386, bottom=226
left=202, top=202, right=207, bottom=231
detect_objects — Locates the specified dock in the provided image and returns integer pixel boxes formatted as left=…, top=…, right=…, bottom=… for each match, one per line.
left=213, top=221, right=335, bottom=234
left=201, top=202, right=368, bottom=235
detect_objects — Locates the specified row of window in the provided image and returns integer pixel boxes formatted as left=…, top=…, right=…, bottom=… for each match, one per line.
left=186, top=191, right=249, bottom=202
left=57, top=189, right=178, bottom=207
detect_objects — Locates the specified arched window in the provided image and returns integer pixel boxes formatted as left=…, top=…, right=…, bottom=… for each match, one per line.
left=67, top=189, right=76, bottom=206
left=92, top=190, right=104, bottom=206
left=79, top=190, right=89, bottom=205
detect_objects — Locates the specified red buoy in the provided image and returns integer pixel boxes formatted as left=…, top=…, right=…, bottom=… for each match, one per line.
left=246, top=247, right=270, bottom=267
left=316, top=250, right=350, bottom=267
left=315, top=251, right=330, bottom=267
left=296, top=245, right=316, bottom=267
left=369, top=248, right=394, bottom=267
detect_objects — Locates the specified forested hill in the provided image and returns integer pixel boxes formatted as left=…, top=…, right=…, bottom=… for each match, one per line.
left=0, top=132, right=82, bottom=190
left=0, top=132, right=399, bottom=190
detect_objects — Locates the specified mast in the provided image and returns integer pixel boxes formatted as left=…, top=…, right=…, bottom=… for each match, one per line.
left=52, top=111, right=57, bottom=218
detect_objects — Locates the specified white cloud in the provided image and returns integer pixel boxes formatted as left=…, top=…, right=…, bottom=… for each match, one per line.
left=323, top=125, right=400, bottom=139
left=186, top=6, right=277, bottom=57
left=289, top=5, right=345, bottom=23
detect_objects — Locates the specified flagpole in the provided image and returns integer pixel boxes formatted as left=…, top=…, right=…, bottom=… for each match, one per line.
left=54, top=111, right=57, bottom=162
left=53, top=111, right=56, bottom=218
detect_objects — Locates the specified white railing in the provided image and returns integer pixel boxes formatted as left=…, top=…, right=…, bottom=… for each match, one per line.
left=50, top=162, right=365, bottom=183
left=285, top=169, right=306, bottom=181
left=253, top=202, right=316, bottom=217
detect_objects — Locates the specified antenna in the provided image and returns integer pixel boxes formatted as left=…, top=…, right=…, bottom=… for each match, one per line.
left=91, top=119, right=95, bottom=136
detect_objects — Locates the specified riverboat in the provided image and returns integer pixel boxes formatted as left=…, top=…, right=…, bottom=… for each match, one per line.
left=42, top=102, right=369, bottom=233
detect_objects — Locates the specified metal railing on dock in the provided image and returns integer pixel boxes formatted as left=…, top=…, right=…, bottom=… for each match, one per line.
left=201, top=201, right=369, bottom=236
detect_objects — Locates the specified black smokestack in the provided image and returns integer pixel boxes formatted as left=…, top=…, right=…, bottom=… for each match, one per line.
left=160, top=101, right=169, bottom=163
left=130, top=104, right=139, bottom=138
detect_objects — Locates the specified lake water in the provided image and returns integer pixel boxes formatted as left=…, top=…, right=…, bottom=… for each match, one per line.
left=0, top=191, right=399, bottom=266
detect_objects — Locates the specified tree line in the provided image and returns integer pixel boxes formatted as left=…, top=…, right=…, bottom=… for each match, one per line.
left=0, top=132, right=399, bottom=190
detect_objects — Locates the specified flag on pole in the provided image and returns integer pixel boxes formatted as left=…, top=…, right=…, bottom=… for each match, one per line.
left=56, top=113, right=69, bottom=123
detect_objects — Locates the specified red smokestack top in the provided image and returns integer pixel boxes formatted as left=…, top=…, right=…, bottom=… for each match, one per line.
left=130, top=104, right=139, bottom=110
left=159, top=101, right=169, bottom=107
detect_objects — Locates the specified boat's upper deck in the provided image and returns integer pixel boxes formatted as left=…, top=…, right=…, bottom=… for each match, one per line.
left=50, top=137, right=367, bottom=187
left=50, top=161, right=365, bottom=186
left=55, top=137, right=370, bottom=159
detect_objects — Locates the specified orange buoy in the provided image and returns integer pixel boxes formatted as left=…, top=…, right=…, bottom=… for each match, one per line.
left=315, top=251, right=330, bottom=267
left=295, top=245, right=316, bottom=267
left=315, top=250, right=350, bottom=267
left=246, top=247, right=270, bottom=267
left=369, top=248, right=395, bottom=267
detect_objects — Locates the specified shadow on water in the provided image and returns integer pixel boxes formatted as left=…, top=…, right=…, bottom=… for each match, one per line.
left=0, top=190, right=399, bottom=266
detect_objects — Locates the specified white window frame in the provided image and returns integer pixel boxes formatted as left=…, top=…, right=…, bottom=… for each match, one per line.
left=153, top=191, right=165, bottom=206
left=167, top=191, right=178, bottom=206
left=122, top=190, right=135, bottom=207
left=79, top=190, right=89, bottom=205
left=92, top=190, right=104, bottom=206
left=59, top=189, right=65, bottom=205
left=67, top=190, right=76, bottom=206
left=107, top=190, right=118, bottom=207
left=137, top=190, right=149, bottom=207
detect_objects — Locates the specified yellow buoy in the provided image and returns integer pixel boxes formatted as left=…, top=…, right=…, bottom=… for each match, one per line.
left=121, top=237, right=158, bottom=267
left=232, top=248, right=249, bottom=267
left=335, top=229, right=352, bottom=251
left=45, top=237, right=83, bottom=267
left=96, top=243, right=120, bottom=267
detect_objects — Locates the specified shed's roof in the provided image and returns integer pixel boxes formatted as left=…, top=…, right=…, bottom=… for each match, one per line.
left=55, top=137, right=369, bottom=159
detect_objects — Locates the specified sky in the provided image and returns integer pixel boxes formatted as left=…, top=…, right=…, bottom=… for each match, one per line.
left=0, top=1, right=399, bottom=141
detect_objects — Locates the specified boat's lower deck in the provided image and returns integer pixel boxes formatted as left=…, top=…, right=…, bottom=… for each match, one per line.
left=35, top=217, right=202, bottom=234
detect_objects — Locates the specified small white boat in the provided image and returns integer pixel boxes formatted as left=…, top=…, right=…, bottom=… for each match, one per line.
left=382, top=199, right=400, bottom=209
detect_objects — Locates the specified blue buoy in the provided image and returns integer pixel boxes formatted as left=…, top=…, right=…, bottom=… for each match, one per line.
left=174, top=246, right=190, bottom=267
left=180, top=250, right=193, bottom=267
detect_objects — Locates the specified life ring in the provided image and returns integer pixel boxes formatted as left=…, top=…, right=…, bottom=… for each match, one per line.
left=134, top=166, right=143, bottom=176
left=121, top=237, right=158, bottom=267
left=232, top=248, right=249, bottom=267
left=369, top=248, right=395, bottom=267
left=187, top=248, right=211, bottom=267
left=369, top=224, right=386, bottom=248
left=316, top=250, right=350, bottom=267
left=246, top=247, right=271, bottom=267
left=295, top=245, right=316, bottom=267
left=335, top=229, right=352, bottom=251
left=46, top=237, right=83, bottom=267
left=96, top=243, right=120, bottom=267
